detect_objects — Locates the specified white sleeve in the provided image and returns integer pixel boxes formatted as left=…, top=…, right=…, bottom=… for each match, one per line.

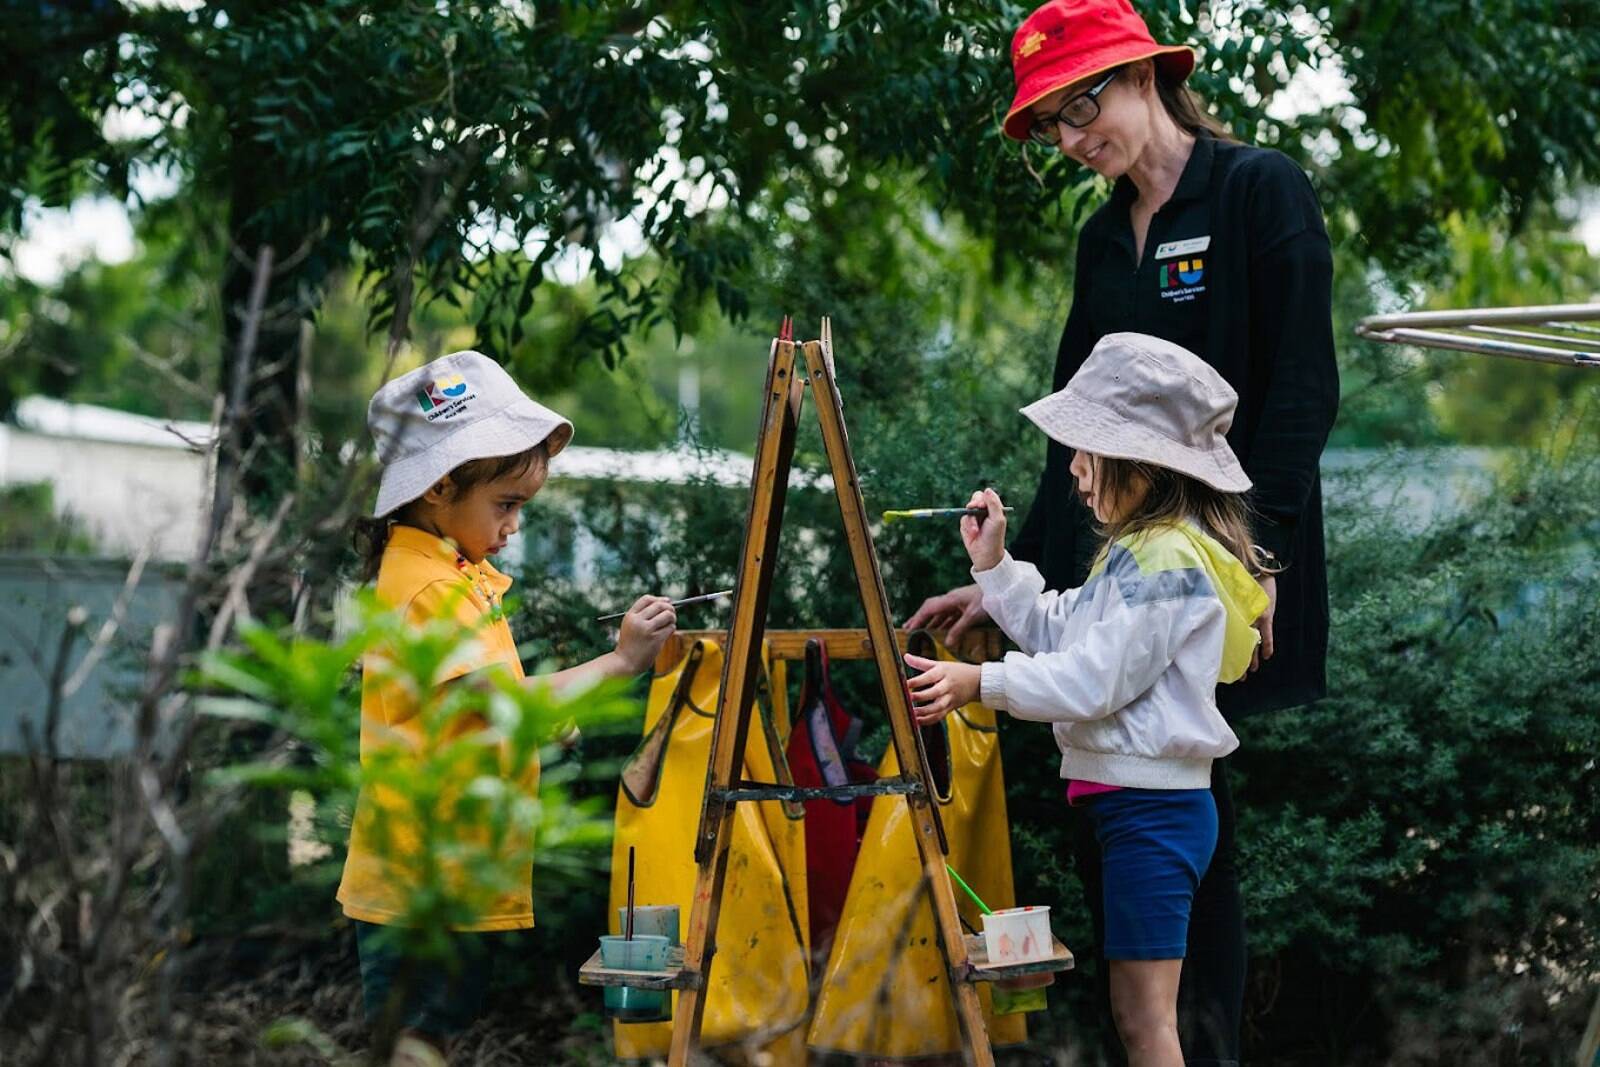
left=971, top=553, right=1082, bottom=656
left=989, top=594, right=1219, bottom=722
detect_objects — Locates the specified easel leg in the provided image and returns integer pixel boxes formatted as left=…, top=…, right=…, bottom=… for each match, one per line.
left=670, top=337, right=805, bottom=1066
left=801, top=332, right=995, bottom=1067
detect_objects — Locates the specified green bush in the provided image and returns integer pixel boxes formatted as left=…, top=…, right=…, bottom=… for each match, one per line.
left=0, top=482, right=97, bottom=555
left=198, top=592, right=642, bottom=960
left=1235, top=439, right=1600, bottom=1064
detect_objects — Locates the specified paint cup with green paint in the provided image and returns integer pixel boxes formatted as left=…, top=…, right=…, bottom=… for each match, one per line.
left=991, top=970, right=1053, bottom=1015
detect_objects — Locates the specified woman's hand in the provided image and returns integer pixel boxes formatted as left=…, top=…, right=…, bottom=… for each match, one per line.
left=615, top=595, right=677, bottom=673
left=961, top=488, right=1007, bottom=572
left=904, top=653, right=982, bottom=725
left=1249, top=574, right=1277, bottom=673
left=903, top=584, right=989, bottom=642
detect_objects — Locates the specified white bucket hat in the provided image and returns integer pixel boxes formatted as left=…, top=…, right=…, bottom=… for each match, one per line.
left=368, top=350, right=574, bottom=517
left=1020, top=332, right=1251, bottom=493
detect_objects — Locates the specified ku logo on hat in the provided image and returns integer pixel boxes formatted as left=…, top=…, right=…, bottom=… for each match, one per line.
left=1017, top=30, right=1046, bottom=57
left=417, top=373, right=472, bottom=413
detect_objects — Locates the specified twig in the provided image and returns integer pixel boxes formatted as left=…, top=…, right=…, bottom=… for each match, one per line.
left=384, top=134, right=485, bottom=368
left=206, top=244, right=275, bottom=564
left=161, top=423, right=213, bottom=453
left=60, top=547, right=152, bottom=701
left=20, top=612, right=102, bottom=1067
left=129, top=343, right=213, bottom=403
left=42, top=604, right=88, bottom=759
left=207, top=493, right=296, bottom=652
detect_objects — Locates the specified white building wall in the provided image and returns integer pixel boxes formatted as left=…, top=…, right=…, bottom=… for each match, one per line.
left=0, top=421, right=211, bottom=560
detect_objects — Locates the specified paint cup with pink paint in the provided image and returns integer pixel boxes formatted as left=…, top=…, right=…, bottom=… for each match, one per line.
left=980, top=905, right=1053, bottom=965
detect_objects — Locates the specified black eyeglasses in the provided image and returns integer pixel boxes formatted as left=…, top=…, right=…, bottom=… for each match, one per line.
left=1028, top=69, right=1119, bottom=145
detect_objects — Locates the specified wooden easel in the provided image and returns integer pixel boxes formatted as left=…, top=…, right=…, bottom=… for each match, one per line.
left=580, top=319, right=1073, bottom=1065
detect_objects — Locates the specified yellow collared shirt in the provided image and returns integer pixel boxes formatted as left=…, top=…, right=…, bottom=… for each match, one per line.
left=336, top=525, right=538, bottom=931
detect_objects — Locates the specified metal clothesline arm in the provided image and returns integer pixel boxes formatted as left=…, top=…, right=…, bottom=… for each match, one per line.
left=1354, top=302, right=1600, bottom=369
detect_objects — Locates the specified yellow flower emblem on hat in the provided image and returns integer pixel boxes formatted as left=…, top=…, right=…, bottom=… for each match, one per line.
left=1017, top=30, right=1046, bottom=58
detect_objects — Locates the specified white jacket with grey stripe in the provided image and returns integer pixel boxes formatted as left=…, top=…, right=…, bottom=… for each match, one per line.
left=976, top=521, right=1267, bottom=790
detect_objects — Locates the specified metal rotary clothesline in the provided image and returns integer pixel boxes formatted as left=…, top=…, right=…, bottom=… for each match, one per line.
left=1355, top=301, right=1600, bottom=368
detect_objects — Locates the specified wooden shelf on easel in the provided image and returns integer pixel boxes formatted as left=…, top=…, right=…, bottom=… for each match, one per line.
left=655, top=626, right=1003, bottom=673
left=962, top=934, right=1075, bottom=983
left=574, top=931, right=1076, bottom=992
left=578, top=943, right=694, bottom=990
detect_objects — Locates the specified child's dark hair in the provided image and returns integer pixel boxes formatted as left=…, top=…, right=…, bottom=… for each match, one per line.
left=353, top=442, right=551, bottom=583
left=1088, top=455, right=1279, bottom=576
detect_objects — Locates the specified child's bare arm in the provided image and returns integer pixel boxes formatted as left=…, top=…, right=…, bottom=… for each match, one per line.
left=528, top=595, right=677, bottom=694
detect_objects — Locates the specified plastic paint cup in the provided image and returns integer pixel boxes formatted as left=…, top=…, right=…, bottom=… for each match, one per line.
left=616, top=904, right=680, bottom=945
left=991, top=982, right=1049, bottom=1015
left=598, top=934, right=672, bottom=1023
left=980, top=905, right=1053, bottom=965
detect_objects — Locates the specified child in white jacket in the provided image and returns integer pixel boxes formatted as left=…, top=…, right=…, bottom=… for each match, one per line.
left=905, top=332, right=1269, bottom=1067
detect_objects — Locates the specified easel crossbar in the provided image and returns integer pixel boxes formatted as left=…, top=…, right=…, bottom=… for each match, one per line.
left=713, top=776, right=926, bottom=805
left=657, top=627, right=1003, bottom=671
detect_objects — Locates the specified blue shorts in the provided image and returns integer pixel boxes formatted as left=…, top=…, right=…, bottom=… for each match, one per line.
left=1083, top=788, right=1218, bottom=960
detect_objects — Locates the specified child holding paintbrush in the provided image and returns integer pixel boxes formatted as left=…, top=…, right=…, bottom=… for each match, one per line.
left=339, top=351, right=677, bottom=1067
left=905, top=334, right=1269, bottom=1067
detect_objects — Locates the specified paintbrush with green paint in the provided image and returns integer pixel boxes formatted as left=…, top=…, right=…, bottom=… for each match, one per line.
left=945, top=862, right=994, bottom=916
left=882, top=506, right=1015, bottom=524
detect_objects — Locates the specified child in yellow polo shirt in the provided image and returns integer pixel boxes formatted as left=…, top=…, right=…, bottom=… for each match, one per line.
left=340, top=350, right=677, bottom=1067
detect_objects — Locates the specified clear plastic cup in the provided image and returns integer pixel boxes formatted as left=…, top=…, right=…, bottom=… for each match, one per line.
left=616, top=904, right=680, bottom=944
left=599, top=934, right=672, bottom=1022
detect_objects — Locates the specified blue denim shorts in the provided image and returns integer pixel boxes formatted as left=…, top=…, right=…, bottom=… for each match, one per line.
left=1083, top=788, right=1218, bottom=960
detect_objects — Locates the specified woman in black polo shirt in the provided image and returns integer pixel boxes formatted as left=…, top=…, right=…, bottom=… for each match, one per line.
left=906, top=1, right=1338, bottom=1063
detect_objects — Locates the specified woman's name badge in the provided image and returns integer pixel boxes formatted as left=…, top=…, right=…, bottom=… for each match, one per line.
left=1154, top=235, right=1210, bottom=259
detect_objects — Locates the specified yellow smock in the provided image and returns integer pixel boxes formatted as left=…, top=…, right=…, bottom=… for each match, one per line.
left=609, top=638, right=810, bottom=1063
left=807, top=634, right=1027, bottom=1058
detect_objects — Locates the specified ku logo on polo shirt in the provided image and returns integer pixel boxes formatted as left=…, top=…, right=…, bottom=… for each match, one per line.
left=1157, top=235, right=1210, bottom=304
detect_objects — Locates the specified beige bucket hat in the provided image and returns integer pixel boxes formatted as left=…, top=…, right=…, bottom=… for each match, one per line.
left=1020, top=332, right=1250, bottom=493
left=368, top=350, right=573, bottom=517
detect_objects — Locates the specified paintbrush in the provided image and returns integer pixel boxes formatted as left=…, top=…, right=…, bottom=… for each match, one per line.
left=595, top=589, right=734, bottom=623
left=625, top=846, right=636, bottom=941
left=882, top=506, right=1015, bottom=524
left=945, top=862, right=994, bottom=916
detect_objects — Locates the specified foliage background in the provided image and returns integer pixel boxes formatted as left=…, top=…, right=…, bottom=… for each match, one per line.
left=3, top=0, right=1599, bottom=1063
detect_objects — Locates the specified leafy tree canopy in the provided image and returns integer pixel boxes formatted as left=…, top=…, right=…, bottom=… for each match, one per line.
left=7, top=0, right=1598, bottom=367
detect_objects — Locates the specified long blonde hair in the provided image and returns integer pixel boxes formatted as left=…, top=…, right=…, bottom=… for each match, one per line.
left=1089, top=455, right=1275, bottom=575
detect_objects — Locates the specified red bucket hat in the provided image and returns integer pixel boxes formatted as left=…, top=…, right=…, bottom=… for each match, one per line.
left=1003, top=0, right=1195, bottom=142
